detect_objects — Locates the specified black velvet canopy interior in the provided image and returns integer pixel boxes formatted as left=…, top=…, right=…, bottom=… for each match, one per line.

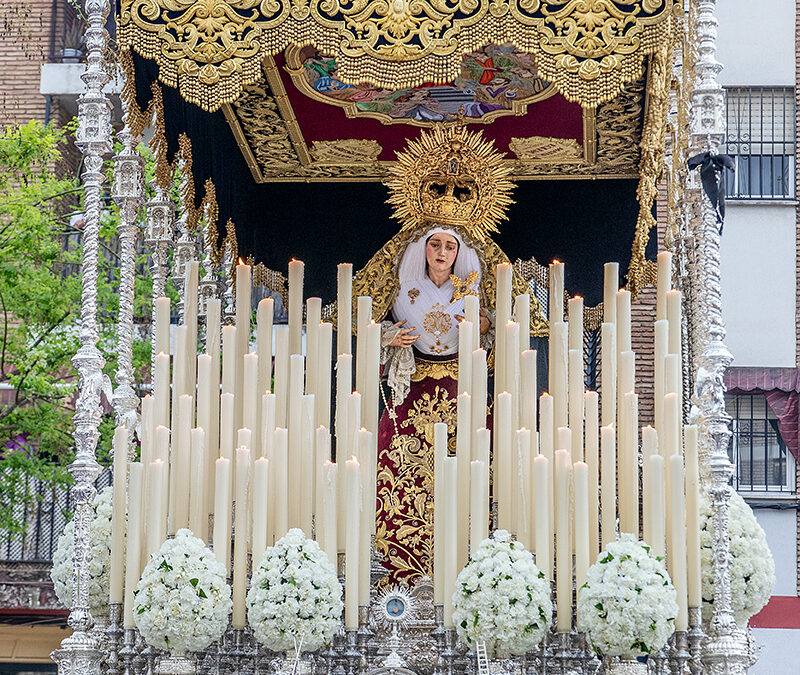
left=132, top=54, right=653, bottom=306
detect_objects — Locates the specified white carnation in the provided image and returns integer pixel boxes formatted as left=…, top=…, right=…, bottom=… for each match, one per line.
left=134, top=529, right=232, bottom=653
left=51, top=485, right=114, bottom=615
left=247, top=528, right=342, bottom=652
left=452, top=530, right=552, bottom=658
left=699, top=488, right=775, bottom=625
left=577, top=534, right=677, bottom=658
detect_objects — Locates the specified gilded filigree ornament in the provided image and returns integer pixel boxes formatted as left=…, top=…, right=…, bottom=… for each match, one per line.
left=450, top=271, right=479, bottom=301
left=509, top=136, right=583, bottom=162
left=118, top=0, right=678, bottom=110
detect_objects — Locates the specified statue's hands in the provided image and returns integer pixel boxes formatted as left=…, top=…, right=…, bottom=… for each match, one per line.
left=455, top=310, right=491, bottom=335
left=388, top=319, right=420, bottom=348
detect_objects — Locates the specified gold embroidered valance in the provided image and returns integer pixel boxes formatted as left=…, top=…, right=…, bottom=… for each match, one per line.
left=118, top=0, right=680, bottom=112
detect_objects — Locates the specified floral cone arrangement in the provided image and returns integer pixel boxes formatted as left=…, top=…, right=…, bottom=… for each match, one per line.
left=452, top=530, right=552, bottom=658
left=51, top=485, right=114, bottom=616
left=134, top=528, right=232, bottom=653
left=247, top=528, right=342, bottom=652
left=577, top=534, right=677, bottom=659
left=700, top=487, right=775, bottom=625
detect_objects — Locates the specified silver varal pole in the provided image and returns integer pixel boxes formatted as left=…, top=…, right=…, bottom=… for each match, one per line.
left=687, top=0, right=751, bottom=672
left=51, top=0, right=112, bottom=673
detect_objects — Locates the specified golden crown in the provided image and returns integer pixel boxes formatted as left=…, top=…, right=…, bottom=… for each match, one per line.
left=386, top=124, right=515, bottom=240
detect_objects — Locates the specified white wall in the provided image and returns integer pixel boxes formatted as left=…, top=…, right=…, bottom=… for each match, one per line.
left=721, top=204, right=796, bottom=367
left=750, top=629, right=800, bottom=674
left=753, top=509, right=798, bottom=597
left=717, top=0, right=795, bottom=86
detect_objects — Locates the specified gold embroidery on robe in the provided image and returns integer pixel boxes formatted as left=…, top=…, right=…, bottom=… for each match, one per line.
left=411, top=358, right=459, bottom=382
left=375, top=386, right=457, bottom=581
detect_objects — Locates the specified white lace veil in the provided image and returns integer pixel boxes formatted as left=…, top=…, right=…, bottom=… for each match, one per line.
left=398, top=227, right=482, bottom=287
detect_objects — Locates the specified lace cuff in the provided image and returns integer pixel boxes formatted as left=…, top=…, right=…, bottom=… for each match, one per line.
left=380, top=320, right=416, bottom=405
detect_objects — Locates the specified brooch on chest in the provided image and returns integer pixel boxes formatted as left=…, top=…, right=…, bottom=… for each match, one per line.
left=407, top=288, right=420, bottom=304
left=450, top=270, right=479, bottom=303
left=423, top=302, right=452, bottom=354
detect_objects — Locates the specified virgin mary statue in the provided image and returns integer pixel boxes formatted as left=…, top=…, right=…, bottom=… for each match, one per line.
left=350, top=124, right=548, bottom=585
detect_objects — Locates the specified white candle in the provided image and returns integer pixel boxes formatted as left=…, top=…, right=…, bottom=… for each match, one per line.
left=495, top=393, right=513, bottom=531
left=551, top=322, right=568, bottom=437
left=642, top=426, right=658, bottom=547
left=287, top=353, right=304, bottom=529
left=619, top=392, right=638, bottom=537
left=505, top=321, right=520, bottom=433
left=260, top=394, right=276, bottom=459
left=654, top=319, right=668, bottom=436
left=344, top=457, right=361, bottom=630
left=153, top=427, right=170, bottom=548
left=568, top=349, right=584, bottom=462
left=213, top=457, right=231, bottom=573
left=221, top=324, right=236, bottom=398
left=300, top=394, right=315, bottom=536
left=496, top=263, right=513, bottom=396
left=205, top=299, right=221, bottom=503
left=252, top=457, right=269, bottom=566
left=220, top=393, right=235, bottom=469
left=514, top=294, right=531, bottom=357
left=464, top=294, right=480, bottom=347
left=184, top=261, right=199, bottom=405
left=656, top=252, right=673, bottom=321
left=257, top=297, right=274, bottom=398
left=146, top=459, right=166, bottom=559
left=305, top=297, right=322, bottom=398
left=516, top=429, right=532, bottom=549
left=316, top=322, right=333, bottom=429
left=274, top=326, right=290, bottom=427
left=170, top=394, right=193, bottom=534
left=647, top=454, right=666, bottom=559
left=520, top=350, right=538, bottom=432
left=555, top=449, right=571, bottom=631
left=533, top=455, right=551, bottom=579
left=619, top=350, right=636, bottom=396
left=433, top=422, right=447, bottom=605
left=122, top=462, right=143, bottom=628
left=663, top=392, right=680, bottom=456
left=362, top=321, right=381, bottom=438
left=539, top=392, right=555, bottom=541
left=189, top=428, right=207, bottom=541
left=337, top=263, right=353, bottom=356
left=110, top=426, right=128, bottom=604
left=603, top=263, right=618, bottom=324
left=568, top=296, right=583, bottom=352
left=273, top=428, right=289, bottom=539
left=154, top=296, right=171, bottom=356
left=443, top=457, right=458, bottom=628
left=315, top=426, right=331, bottom=534
left=584, top=391, right=600, bottom=559
left=549, top=260, right=565, bottom=323
left=243, top=353, right=259, bottom=453
left=287, top=260, right=303, bottom=356
left=669, top=454, right=688, bottom=631
left=600, top=425, right=616, bottom=549
left=196, top=354, right=214, bottom=516
left=475, top=427, right=491, bottom=467
left=457, top=321, right=474, bottom=395
left=170, top=324, right=188, bottom=432
left=358, top=428, right=373, bottom=608
left=667, top=289, right=682, bottom=355
left=335, top=353, right=352, bottom=551
left=616, top=289, right=632, bottom=354
left=153, top=352, right=170, bottom=429
left=232, top=446, right=250, bottom=629
left=456, top=393, right=471, bottom=570
left=665, top=353, right=683, bottom=434
left=471, top=349, right=488, bottom=444
left=600, top=323, right=617, bottom=427
left=355, top=296, right=372, bottom=397
left=470, top=460, right=489, bottom=555
left=684, top=425, right=701, bottom=607
left=322, top=460, right=338, bottom=568
left=574, top=461, right=590, bottom=593
left=235, top=264, right=251, bottom=429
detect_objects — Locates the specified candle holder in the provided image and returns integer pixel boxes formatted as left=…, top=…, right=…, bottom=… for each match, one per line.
left=601, top=656, right=648, bottom=674
left=432, top=605, right=446, bottom=675
left=687, top=607, right=704, bottom=675
left=441, top=629, right=457, bottom=675
left=106, top=603, right=124, bottom=675
left=119, top=628, right=137, bottom=675
left=345, top=630, right=361, bottom=675
left=668, top=630, right=690, bottom=675
left=156, top=651, right=196, bottom=675
left=357, top=605, right=374, bottom=664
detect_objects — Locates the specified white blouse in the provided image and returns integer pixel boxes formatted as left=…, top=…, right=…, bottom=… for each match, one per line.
left=392, top=277, right=466, bottom=356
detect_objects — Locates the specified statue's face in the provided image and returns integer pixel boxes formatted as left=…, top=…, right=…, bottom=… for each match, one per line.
left=426, top=233, right=459, bottom=276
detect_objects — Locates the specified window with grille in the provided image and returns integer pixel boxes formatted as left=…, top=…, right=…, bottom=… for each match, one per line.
left=725, top=394, right=795, bottom=493
left=723, top=87, right=796, bottom=199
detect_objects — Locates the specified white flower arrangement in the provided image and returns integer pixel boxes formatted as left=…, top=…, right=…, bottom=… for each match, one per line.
left=134, top=528, right=232, bottom=653
left=247, top=528, right=343, bottom=652
left=51, top=485, right=114, bottom=615
left=452, top=530, right=552, bottom=658
left=700, top=488, right=775, bottom=625
left=577, top=534, right=677, bottom=658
